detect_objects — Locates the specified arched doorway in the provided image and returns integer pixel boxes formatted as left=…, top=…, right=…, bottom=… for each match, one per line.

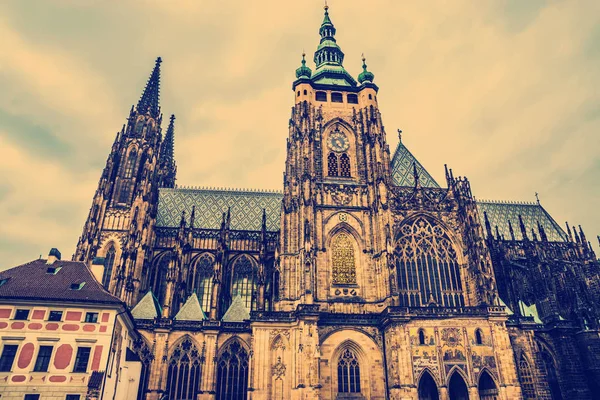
left=418, top=370, right=439, bottom=400
left=216, top=340, right=249, bottom=400
left=478, top=370, right=499, bottom=400
left=448, top=371, right=469, bottom=400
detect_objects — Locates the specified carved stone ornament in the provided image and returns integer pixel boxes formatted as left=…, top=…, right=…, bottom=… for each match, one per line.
left=324, top=184, right=357, bottom=206
left=272, top=356, right=286, bottom=378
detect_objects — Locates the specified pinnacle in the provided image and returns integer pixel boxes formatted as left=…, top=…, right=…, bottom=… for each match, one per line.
left=136, top=57, right=162, bottom=118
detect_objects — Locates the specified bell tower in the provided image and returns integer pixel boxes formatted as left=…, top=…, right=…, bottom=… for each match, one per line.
left=279, top=5, right=395, bottom=312
left=74, top=57, right=177, bottom=306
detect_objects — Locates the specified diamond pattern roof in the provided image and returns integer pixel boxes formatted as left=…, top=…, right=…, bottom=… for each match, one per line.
left=157, top=187, right=283, bottom=231
left=390, top=140, right=440, bottom=188
left=477, top=201, right=567, bottom=242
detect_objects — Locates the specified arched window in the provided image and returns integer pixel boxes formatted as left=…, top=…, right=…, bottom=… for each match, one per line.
left=331, top=232, right=357, bottom=285
left=395, top=217, right=464, bottom=307
left=541, top=349, right=563, bottom=400
left=152, top=254, right=171, bottom=307
left=124, top=150, right=138, bottom=178
left=118, top=182, right=133, bottom=204
left=339, top=153, right=351, bottom=177
left=337, top=348, right=361, bottom=394
left=102, top=245, right=116, bottom=288
left=418, top=329, right=426, bottom=345
left=166, top=337, right=202, bottom=400
left=194, top=254, right=214, bottom=313
left=272, top=269, right=280, bottom=302
left=328, top=152, right=339, bottom=176
left=232, top=255, right=258, bottom=310
left=518, top=355, right=536, bottom=400
left=475, top=329, right=483, bottom=345
left=216, top=340, right=249, bottom=400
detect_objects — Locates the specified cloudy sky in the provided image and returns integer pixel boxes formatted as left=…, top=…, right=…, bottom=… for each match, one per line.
left=0, top=0, right=599, bottom=269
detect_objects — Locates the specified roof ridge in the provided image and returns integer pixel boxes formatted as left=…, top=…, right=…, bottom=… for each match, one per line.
left=477, top=199, right=539, bottom=206
left=169, top=185, right=283, bottom=195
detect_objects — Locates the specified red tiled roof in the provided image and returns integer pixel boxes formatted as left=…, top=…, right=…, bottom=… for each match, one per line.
left=0, top=259, right=122, bottom=305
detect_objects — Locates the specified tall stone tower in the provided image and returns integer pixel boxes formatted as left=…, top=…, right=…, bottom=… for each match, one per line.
left=280, top=5, right=394, bottom=312
left=74, top=58, right=177, bottom=306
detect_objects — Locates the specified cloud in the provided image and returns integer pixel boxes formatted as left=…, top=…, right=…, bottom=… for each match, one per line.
left=0, top=0, right=598, bottom=269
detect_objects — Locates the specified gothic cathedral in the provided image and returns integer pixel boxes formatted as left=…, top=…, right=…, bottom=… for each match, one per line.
left=75, top=6, right=600, bottom=400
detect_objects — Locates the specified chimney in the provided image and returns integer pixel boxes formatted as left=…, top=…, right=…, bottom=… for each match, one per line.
left=46, top=248, right=61, bottom=264
left=90, top=257, right=106, bottom=286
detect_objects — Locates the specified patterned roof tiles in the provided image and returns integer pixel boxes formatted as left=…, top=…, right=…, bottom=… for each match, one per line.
left=157, top=187, right=283, bottom=231
left=390, top=140, right=440, bottom=188
left=476, top=200, right=567, bottom=242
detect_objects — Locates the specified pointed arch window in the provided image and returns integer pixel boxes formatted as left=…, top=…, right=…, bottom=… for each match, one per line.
left=418, top=329, right=426, bottom=345
left=194, top=254, right=214, bottom=312
left=331, top=232, right=357, bottom=285
left=395, top=217, right=464, bottom=307
left=475, top=329, right=483, bottom=345
left=339, top=153, right=351, bottom=177
left=102, top=245, right=116, bottom=288
left=328, top=152, right=339, bottom=176
left=166, top=337, right=203, bottom=400
left=518, top=355, right=536, bottom=399
left=216, top=340, right=249, bottom=400
left=124, top=150, right=138, bottom=178
left=337, top=348, right=361, bottom=394
left=231, top=255, right=258, bottom=310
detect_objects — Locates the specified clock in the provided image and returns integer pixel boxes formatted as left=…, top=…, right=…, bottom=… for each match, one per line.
left=327, top=131, right=350, bottom=152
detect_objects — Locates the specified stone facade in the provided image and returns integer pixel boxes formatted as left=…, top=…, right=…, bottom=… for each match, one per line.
left=73, top=5, right=600, bottom=400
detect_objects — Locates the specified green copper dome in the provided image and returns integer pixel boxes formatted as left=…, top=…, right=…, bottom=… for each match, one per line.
left=295, top=53, right=312, bottom=79
left=358, top=56, right=375, bottom=84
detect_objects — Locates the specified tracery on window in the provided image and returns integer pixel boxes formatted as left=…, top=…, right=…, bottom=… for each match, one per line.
left=102, top=245, right=116, bottom=288
left=194, top=254, right=214, bottom=312
left=328, top=152, right=339, bottom=176
left=166, top=337, right=203, bottom=400
left=340, top=153, right=351, bottom=177
left=331, top=232, right=357, bottom=285
left=231, top=255, right=258, bottom=310
left=216, top=340, right=249, bottom=400
left=518, top=355, right=536, bottom=400
left=124, top=150, right=138, bottom=178
left=395, top=217, right=465, bottom=307
left=337, top=348, right=361, bottom=394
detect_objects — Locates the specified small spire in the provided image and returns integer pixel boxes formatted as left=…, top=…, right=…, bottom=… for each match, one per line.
left=189, top=205, right=196, bottom=229
left=398, top=129, right=402, bottom=143
left=518, top=215, right=528, bottom=240
left=412, top=161, right=421, bottom=188
left=565, top=222, right=573, bottom=242
left=136, top=57, right=162, bottom=118
left=358, top=53, right=375, bottom=84
left=495, top=225, right=501, bottom=240
left=484, top=211, right=493, bottom=238
left=508, top=220, right=515, bottom=241
left=158, top=114, right=177, bottom=188
left=535, top=192, right=540, bottom=205
left=295, top=51, right=312, bottom=79
left=537, top=221, right=548, bottom=242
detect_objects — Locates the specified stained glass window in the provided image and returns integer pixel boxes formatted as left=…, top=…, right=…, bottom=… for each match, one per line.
left=216, top=341, right=249, bottom=400
left=395, top=217, right=464, bottom=307
left=194, top=254, right=214, bottom=313
left=166, top=337, right=202, bottom=400
left=124, top=151, right=138, bottom=178
left=337, top=348, right=361, bottom=393
left=331, top=233, right=356, bottom=285
left=232, top=255, right=258, bottom=310
left=518, top=355, right=536, bottom=399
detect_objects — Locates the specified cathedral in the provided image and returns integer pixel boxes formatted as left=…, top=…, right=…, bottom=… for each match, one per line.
left=74, top=5, right=600, bottom=400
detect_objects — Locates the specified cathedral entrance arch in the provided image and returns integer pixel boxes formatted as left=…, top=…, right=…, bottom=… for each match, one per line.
left=448, top=371, right=469, bottom=400
left=478, top=370, right=499, bottom=400
left=418, top=370, right=440, bottom=400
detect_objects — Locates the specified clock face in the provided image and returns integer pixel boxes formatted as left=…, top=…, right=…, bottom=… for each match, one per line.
left=327, top=131, right=350, bottom=152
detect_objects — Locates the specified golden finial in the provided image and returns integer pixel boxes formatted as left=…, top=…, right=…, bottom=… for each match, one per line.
left=324, top=0, right=329, bottom=11
left=361, top=52, right=365, bottom=62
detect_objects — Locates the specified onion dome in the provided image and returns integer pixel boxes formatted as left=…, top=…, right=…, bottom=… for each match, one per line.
left=358, top=55, right=375, bottom=84
left=295, top=52, right=312, bottom=79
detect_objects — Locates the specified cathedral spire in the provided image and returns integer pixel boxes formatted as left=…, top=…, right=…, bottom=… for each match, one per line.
left=158, top=114, right=177, bottom=188
left=136, top=57, right=162, bottom=118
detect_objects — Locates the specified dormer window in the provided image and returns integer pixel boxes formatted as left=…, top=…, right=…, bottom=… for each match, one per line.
left=316, top=91, right=327, bottom=102
left=47, top=266, right=62, bottom=275
left=70, top=282, right=86, bottom=290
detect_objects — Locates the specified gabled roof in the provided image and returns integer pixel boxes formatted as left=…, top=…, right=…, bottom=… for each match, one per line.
left=131, top=291, right=162, bottom=320
left=157, top=187, right=282, bottom=231
left=477, top=201, right=566, bottom=242
left=390, top=140, right=440, bottom=188
left=0, top=259, right=122, bottom=305
left=174, top=292, right=206, bottom=321
left=221, top=295, right=250, bottom=322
